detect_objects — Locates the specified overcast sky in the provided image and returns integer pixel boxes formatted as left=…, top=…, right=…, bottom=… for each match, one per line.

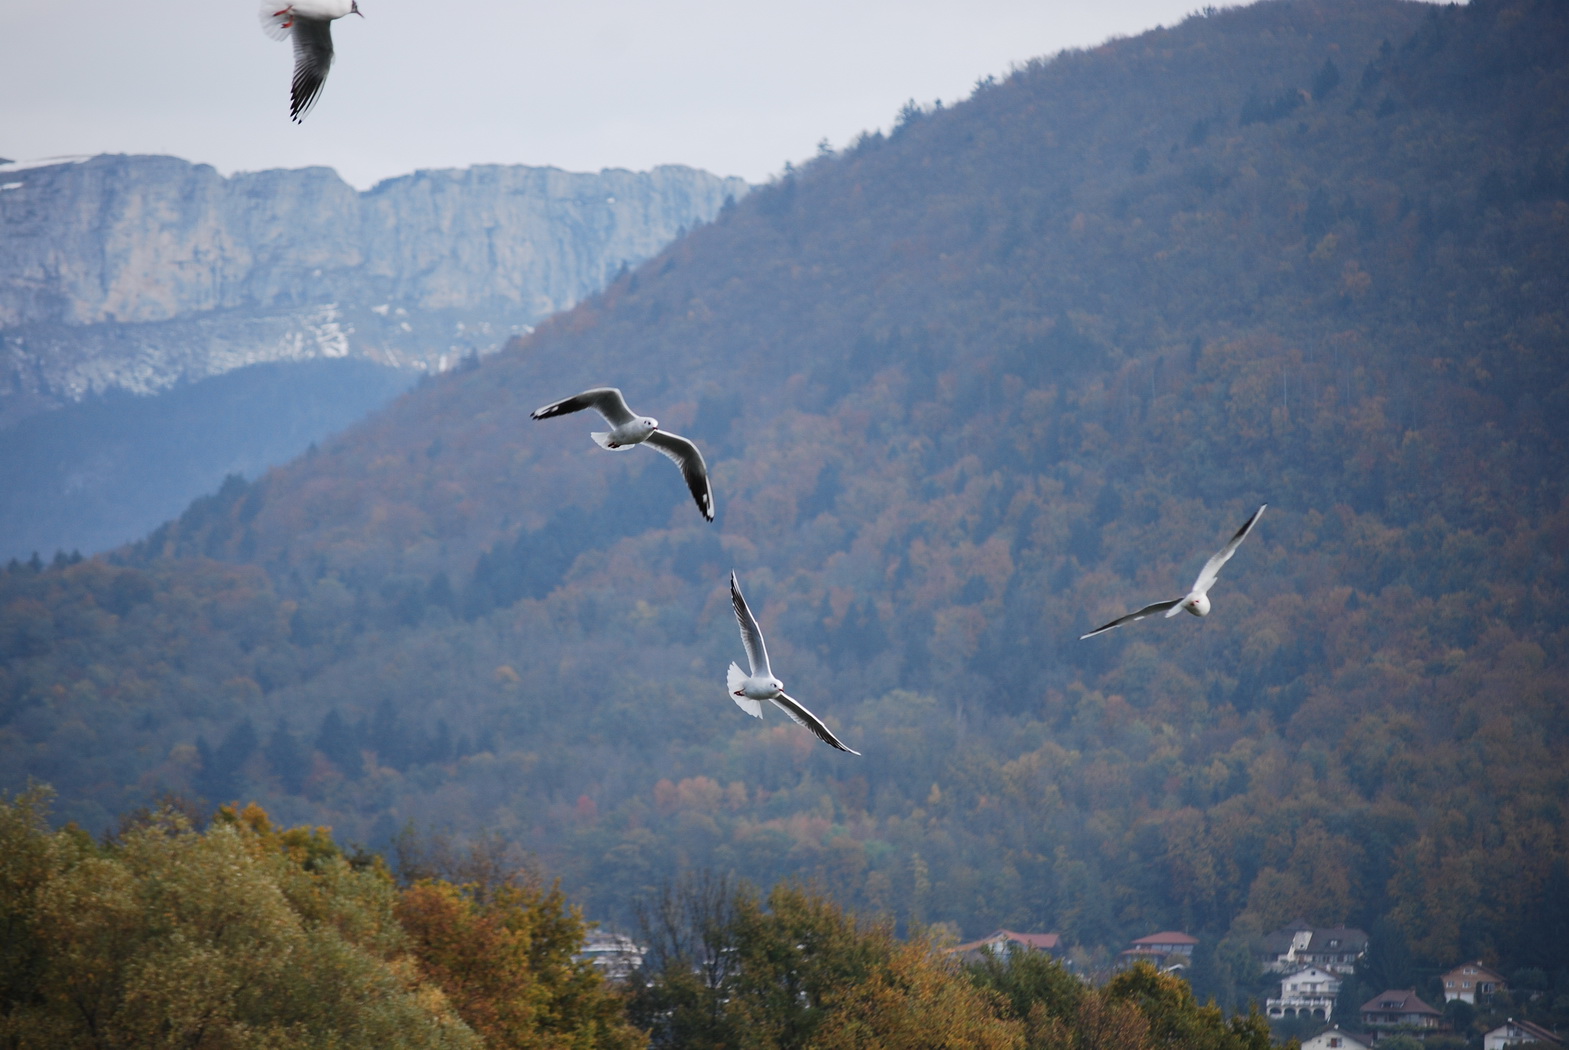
left=2, top=1, right=1249, bottom=189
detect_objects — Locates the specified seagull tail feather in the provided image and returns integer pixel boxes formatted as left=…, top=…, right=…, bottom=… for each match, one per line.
left=259, top=3, right=293, bottom=40
left=727, top=664, right=761, bottom=718
left=590, top=431, right=634, bottom=451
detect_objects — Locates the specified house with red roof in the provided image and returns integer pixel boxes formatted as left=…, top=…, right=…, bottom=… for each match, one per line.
left=947, top=929, right=1062, bottom=961
left=1118, top=931, right=1199, bottom=973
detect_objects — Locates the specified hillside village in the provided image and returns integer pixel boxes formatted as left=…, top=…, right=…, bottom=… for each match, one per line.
left=929, top=921, right=1567, bottom=1050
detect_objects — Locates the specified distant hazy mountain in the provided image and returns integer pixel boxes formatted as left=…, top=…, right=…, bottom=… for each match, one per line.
left=0, top=358, right=415, bottom=561
left=0, top=156, right=749, bottom=427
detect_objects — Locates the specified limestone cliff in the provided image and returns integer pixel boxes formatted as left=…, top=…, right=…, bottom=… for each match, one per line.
left=0, top=155, right=748, bottom=425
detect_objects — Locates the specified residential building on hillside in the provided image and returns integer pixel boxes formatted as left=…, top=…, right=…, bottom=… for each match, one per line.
left=1484, top=1020, right=1563, bottom=1050
left=1361, top=989, right=1442, bottom=1032
left=948, top=929, right=1063, bottom=962
left=1261, top=919, right=1370, bottom=974
left=1441, top=962, right=1508, bottom=1004
left=1302, top=1027, right=1375, bottom=1050
left=574, top=930, right=646, bottom=981
left=1118, top=931, right=1198, bottom=973
left=1267, top=966, right=1343, bottom=1021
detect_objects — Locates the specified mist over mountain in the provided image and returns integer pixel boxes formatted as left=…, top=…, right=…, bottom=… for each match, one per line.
left=3, top=0, right=1568, bottom=1018
left=0, top=358, right=415, bottom=561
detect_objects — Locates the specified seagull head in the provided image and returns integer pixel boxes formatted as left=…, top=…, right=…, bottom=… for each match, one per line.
left=644, top=416, right=659, bottom=430
left=770, top=677, right=784, bottom=694
left=1185, top=593, right=1212, bottom=617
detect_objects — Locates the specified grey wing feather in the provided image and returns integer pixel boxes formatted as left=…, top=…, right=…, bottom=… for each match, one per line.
left=729, top=573, right=771, bottom=677
left=1080, top=598, right=1183, bottom=639
left=645, top=430, right=715, bottom=522
left=289, top=18, right=336, bottom=122
left=1192, top=503, right=1266, bottom=595
left=773, top=693, right=860, bottom=755
left=530, top=387, right=636, bottom=427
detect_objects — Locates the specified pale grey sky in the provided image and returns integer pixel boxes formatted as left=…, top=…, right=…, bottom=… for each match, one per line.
left=2, top=1, right=1246, bottom=188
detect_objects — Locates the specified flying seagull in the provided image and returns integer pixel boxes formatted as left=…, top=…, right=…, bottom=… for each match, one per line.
left=728, top=572, right=859, bottom=755
left=260, top=1, right=364, bottom=123
left=530, top=387, right=714, bottom=522
left=1080, top=504, right=1267, bottom=639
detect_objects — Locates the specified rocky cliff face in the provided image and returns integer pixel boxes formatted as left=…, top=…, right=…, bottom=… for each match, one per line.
left=0, top=155, right=748, bottom=425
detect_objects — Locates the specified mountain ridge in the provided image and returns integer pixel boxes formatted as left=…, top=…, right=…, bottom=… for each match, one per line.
left=0, top=155, right=748, bottom=426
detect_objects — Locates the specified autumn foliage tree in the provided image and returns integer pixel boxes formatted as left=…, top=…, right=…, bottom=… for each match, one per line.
left=395, top=878, right=645, bottom=1050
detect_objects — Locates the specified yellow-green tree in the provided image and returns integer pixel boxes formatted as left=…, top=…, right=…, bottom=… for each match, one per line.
left=1, top=788, right=477, bottom=1049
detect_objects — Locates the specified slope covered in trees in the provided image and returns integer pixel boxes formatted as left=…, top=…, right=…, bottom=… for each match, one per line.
left=3, top=0, right=1569, bottom=1010
left=0, top=789, right=643, bottom=1049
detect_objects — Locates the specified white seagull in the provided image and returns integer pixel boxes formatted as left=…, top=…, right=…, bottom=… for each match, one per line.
left=530, top=387, right=714, bottom=522
left=259, top=1, right=364, bottom=123
left=728, top=573, right=859, bottom=755
left=1080, top=504, right=1267, bottom=639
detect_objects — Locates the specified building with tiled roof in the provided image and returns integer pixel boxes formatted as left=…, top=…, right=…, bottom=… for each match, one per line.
left=1118, top=931, right=1199, bottom=973
left=1301, top=1026, right=1375, bottom=1050
left=1267, top=965, right=1343, bottom=1021
left=1260, top=919, right=1369, bottom=975
left=948, top=929, right=1063, bottom=960
left=1484, top=1019, right=1562, bottom=1050
left=1441, top=962, right=1508, bottom=1004
left=1361, top=989, right=1442, bottom=1031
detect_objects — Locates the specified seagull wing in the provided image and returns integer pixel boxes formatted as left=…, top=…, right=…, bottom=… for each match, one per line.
left=772, top=693, right=860, bottom=755
left=1080, top=599, right=1184, bottom=639
left=645, top=431, right=715, bottom=522
left=1191, top=504, right=1267, bottom=596
left=289, top=17, right=336, bottom=123
left=730, top=573, right=771, bottom=677
left=530, top=388, right=636, bottom=427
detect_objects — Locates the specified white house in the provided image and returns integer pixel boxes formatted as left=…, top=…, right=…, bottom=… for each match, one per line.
left=1302, top=1027, right=1375, bottom=1050
left=1484, top=1020, right=1562, bottom=1050
left=574, top=930, right=647, bottom=981
left=1442, top=962, right=1508, bottom=1004
left=1268, top=966, right=1343, bottom=1021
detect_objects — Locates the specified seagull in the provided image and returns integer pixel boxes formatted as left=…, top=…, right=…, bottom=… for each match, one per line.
left=727, top=573, right=859, bottom=755
left=1080, top=504, right=1267, bottom=639
left=259, top=1, right=364, bottom=123
left=530, top=387, right=714, bottom=522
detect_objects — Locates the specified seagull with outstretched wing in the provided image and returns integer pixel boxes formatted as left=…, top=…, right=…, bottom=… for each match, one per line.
left=1081, top=504, right=1267, bottom=639
left=530, top=387, right=714, bottom=522
left=260, top=1, right=364, bottom=123
left=727, top=573, right=859, bottom=755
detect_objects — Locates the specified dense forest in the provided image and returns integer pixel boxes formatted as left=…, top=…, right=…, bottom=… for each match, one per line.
left=1, top=787, right=1286, bottom=1049
left=3, top=0, right=1568, bottom=1034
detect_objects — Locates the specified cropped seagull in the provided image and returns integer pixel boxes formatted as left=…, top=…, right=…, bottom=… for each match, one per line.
left=1081, top=504, right=1267, bottom=639
left=530, top=387, right=714, bottom=522
left=259, top=1, right=364, bottom=123
left=728, top=573, right=859, bottom=755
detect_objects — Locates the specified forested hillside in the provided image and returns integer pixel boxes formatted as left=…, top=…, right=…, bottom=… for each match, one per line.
left=3, top=0, right=1567, bottom=1012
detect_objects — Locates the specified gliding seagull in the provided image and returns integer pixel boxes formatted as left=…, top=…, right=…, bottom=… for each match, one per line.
left=1080, top=504, right=1267, bottom=639
left=728, top=573, right=859, bottom=755
left=530, top=387, right=715, bottom=522
left=260, top=1, right=364, bottom=123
